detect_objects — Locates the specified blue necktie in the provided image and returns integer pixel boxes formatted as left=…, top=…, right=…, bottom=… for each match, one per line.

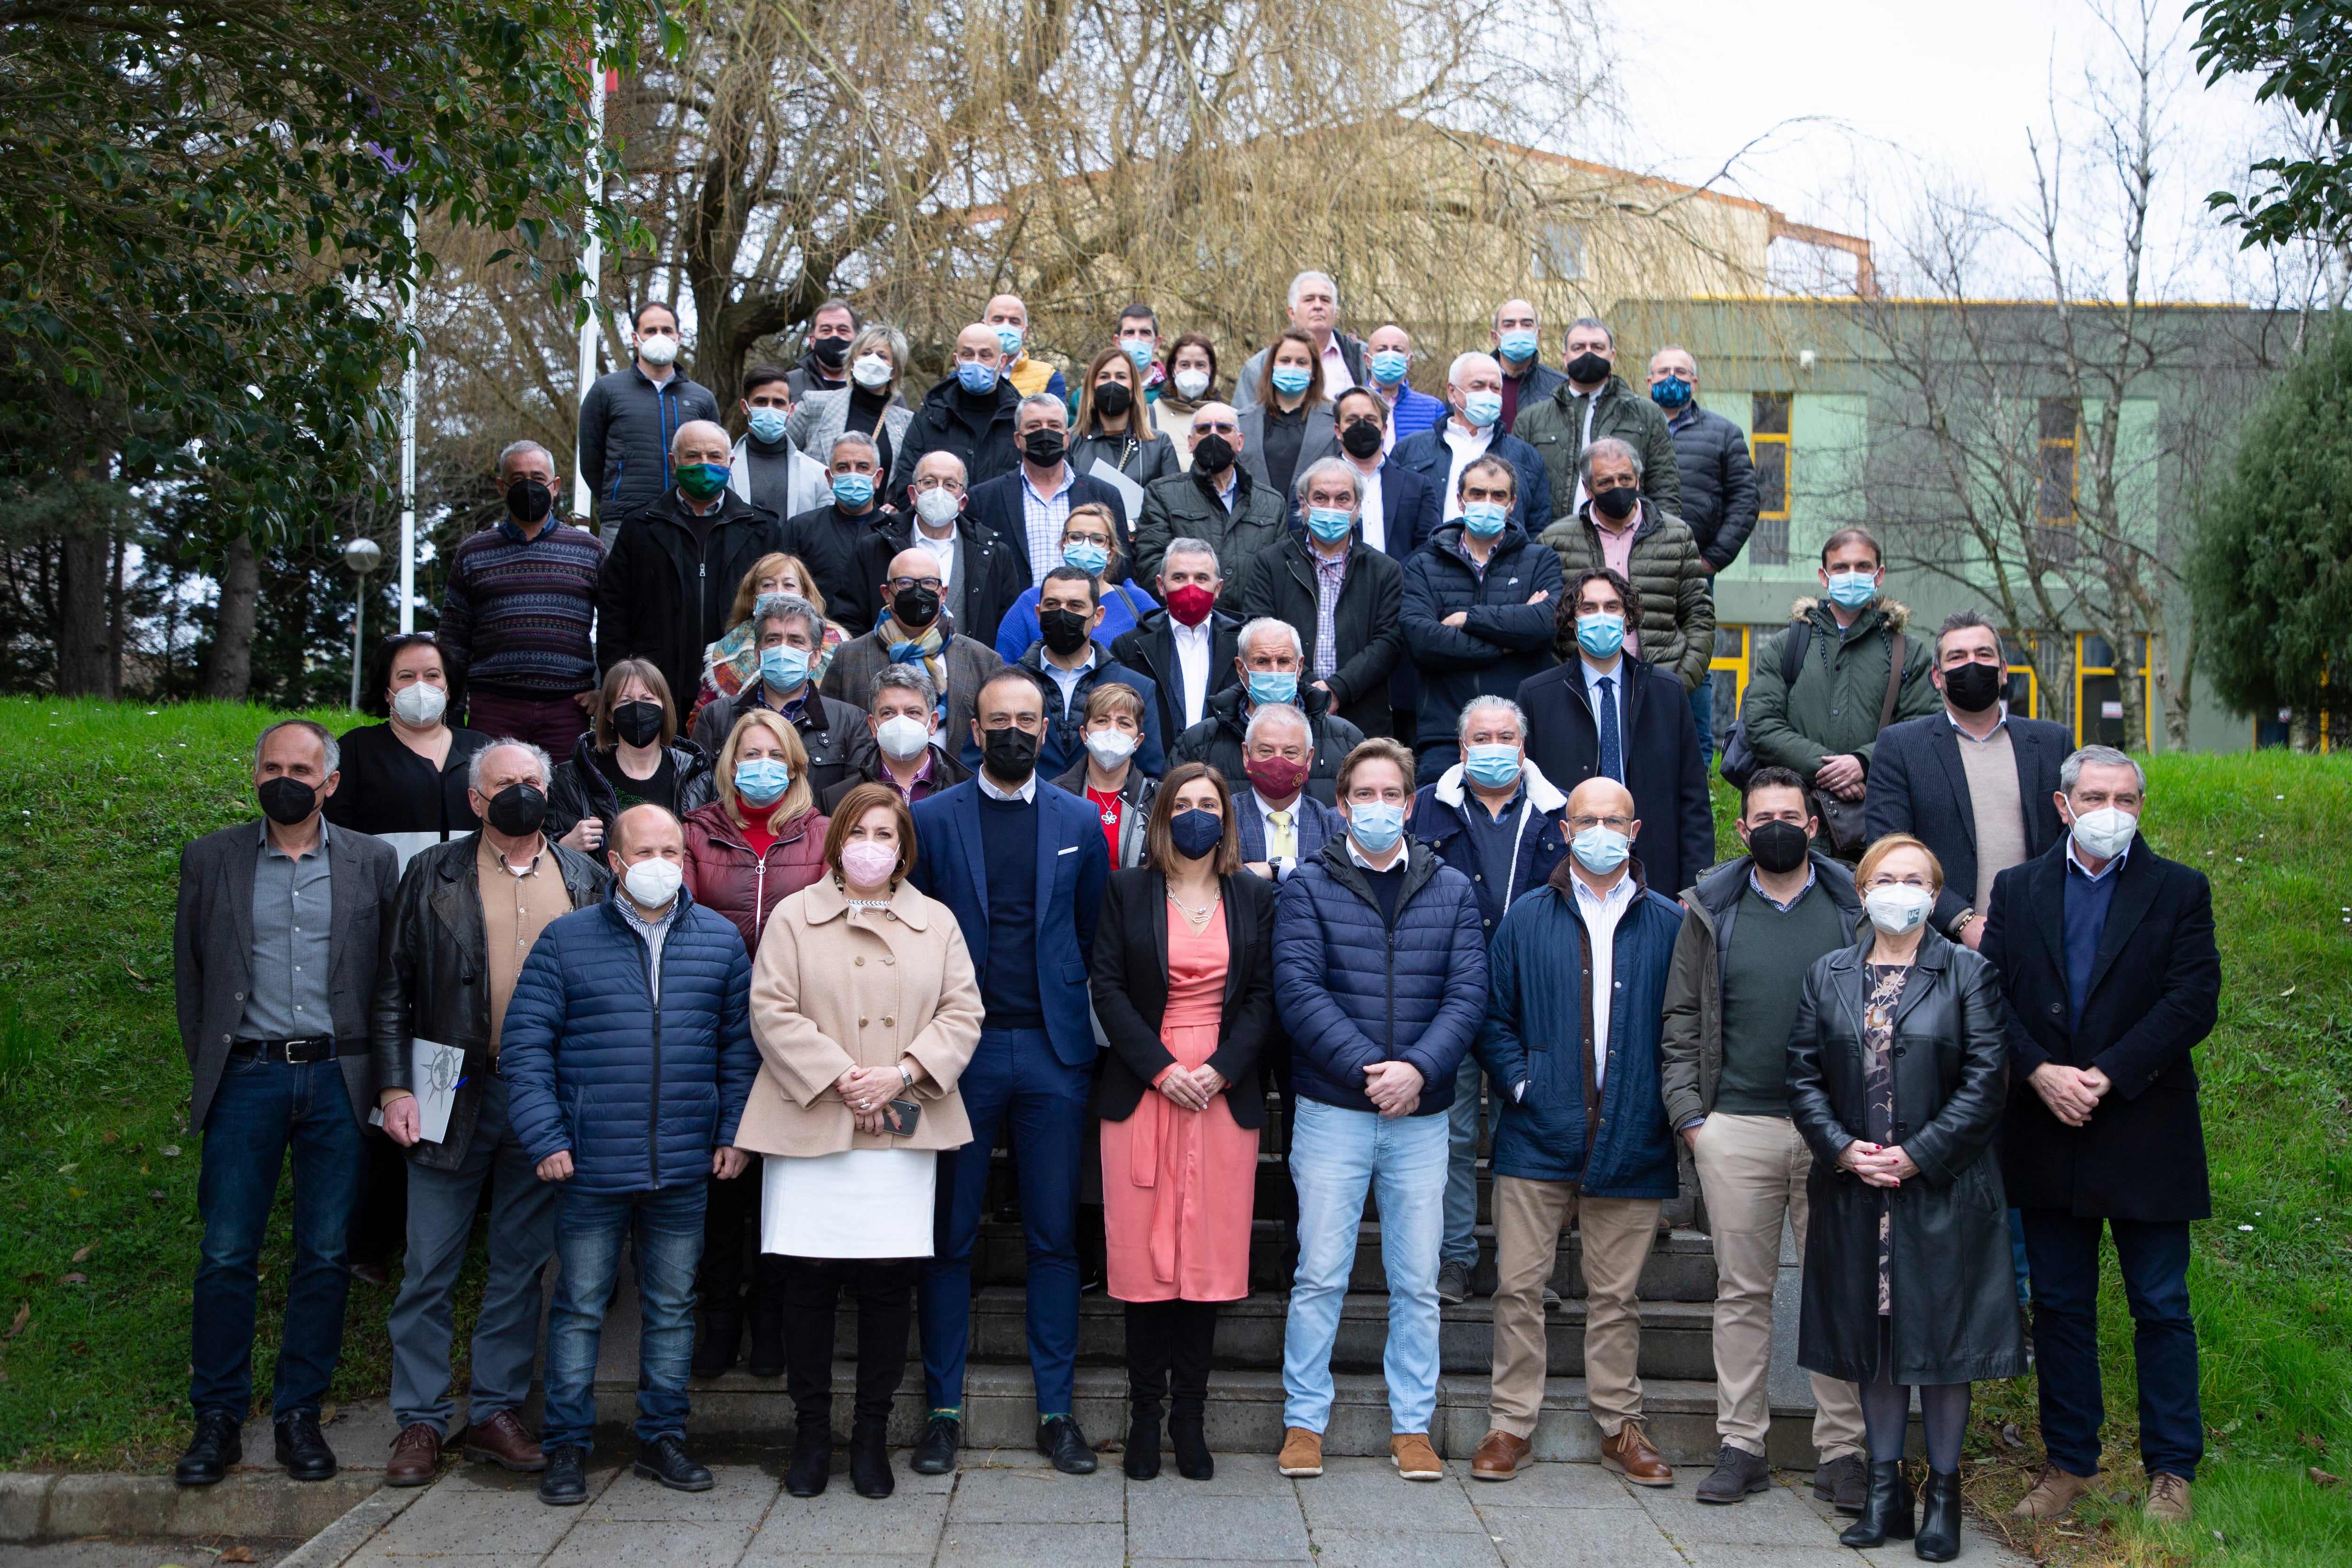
left=1597, top=676, right=1622, bottom=783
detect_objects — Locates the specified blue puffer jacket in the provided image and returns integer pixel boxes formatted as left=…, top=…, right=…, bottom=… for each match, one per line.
left=1474, top=861, right=1683, bottom=1197
left=1272, top=840, right=1488, bottom=1116
left=501, top=886, right=758, bottom=1195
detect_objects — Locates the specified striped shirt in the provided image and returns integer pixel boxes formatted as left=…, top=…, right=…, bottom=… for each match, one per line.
left=438, top=521, right=606, bottom=696
left=1020, top=465, right=1077, bottom=585
left=1310, top=544, right=1349, bottom=681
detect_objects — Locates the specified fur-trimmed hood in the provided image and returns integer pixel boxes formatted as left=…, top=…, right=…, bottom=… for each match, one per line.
left=1788, top=594, right=1912, bottom=633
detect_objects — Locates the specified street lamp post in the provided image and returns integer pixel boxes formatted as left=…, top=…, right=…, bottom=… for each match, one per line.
left=344, top=537, right=383, bottom=709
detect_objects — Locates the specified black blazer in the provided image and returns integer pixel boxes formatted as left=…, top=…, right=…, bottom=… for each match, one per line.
left=1238, top=531, right=1405, bottom=739
left=1111, top=608, right=1243, bottom=745
left=963, top=468, right=1136, bottom=578
left=1089, top=868, right=1278, bottom=1128
left=1980, top=836, right=2220, bottom=1222
left=1516, top=655, right=1715, bottom=898
left=1862, top=712, right=2071, bottom=932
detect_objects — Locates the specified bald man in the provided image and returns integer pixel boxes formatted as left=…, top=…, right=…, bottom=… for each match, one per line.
left=889, top=324, right=1026, bottom=495
left=983, top=293, right=1068, bottom=402
left=819, top=544, right=1009, bottom=761
left=596, top=418, right=791, bottom=712
left=1468, top=774, right=1689, bottom=1487
left=1131, top=401, right=1289, bottom=615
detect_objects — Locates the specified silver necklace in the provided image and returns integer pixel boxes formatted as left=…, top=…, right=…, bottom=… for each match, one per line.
left=1167, top=889, right=1219, bottom=924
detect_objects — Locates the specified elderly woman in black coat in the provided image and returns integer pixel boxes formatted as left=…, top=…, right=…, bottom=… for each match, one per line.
left=1788, top=833, right=2023, bottom=1562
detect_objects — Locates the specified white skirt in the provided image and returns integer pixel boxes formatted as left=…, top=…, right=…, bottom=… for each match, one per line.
left=760, top=1147, right=937, bottom=1259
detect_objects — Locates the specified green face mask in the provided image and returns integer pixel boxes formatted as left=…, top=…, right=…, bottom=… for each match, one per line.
left=675, top=461, right=730, bottom=500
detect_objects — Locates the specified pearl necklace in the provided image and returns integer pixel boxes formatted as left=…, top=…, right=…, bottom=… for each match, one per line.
left=1167, top=889, right=1220, bottom=926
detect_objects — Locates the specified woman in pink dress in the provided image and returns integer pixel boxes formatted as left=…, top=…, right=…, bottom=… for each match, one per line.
left=1091, top=762, right=1278, bottom=1482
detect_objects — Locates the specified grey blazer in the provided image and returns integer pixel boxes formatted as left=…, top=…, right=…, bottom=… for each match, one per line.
left=788, top=388, right=917, bottom=468
left=1238, top=403, right=1338, bottom=497
left=818, top=629, right=1006, bottom=756
left=174, top=820, right=401, bottom=1129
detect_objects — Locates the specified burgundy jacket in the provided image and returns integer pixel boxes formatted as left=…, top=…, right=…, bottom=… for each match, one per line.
left=681, top=799, right=831, bottom=957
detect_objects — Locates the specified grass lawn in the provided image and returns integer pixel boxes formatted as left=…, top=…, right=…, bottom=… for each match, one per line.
left=0, top=699, right=2346, bottom=1564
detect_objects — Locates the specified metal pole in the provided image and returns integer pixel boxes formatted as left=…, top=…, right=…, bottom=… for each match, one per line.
left=399, top=201, right=419, bottom=633
left=350, top=581, right=366, bottom=710
left=573, top=45, right=608, bottom=520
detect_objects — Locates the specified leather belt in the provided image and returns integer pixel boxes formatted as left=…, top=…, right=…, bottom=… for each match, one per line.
left=229, top=1036, right=343, bottom=1064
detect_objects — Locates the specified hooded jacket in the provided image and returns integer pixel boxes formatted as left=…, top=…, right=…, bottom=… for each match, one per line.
left=1740, top=597, right=1943, bottom=783
left=1399, top=520, right=1565, bottom=743
left=1171, top=682, right=1365, bottom=809
left=1537, top=497, right=1716, bottom=692
left=1406, top=756, right=1571, bottom=938
left=1510, top=371, right=1683, bottom=519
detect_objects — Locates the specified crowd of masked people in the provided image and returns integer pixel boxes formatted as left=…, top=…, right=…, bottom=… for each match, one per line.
left=170, top=274, right=2219, bottom=1560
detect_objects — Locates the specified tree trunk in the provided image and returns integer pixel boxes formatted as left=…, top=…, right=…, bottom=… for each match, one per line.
left=105, top=528, right=125, bottom=699
left=55, top=533, right=113, bottom=697
left=203, top=533, right=260, bottom=701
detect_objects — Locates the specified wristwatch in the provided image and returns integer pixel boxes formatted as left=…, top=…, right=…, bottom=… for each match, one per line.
left=898, top=1064, right=915, bottom=1090
left=1947, top=907, right=1977, bottom=939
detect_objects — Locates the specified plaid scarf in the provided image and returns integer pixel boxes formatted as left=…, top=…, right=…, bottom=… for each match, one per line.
left=883, top=609, right=955, bottom=691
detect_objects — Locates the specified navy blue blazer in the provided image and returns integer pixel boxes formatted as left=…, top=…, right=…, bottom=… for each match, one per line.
left=1862, top=711, right=2072, bottom=934
left=963, top=468, right=1136, bottom=581
left=1517, top=654, right=1715, bottom=899
left=910, top=778, right=1110, bottom=1067
left=1388, top=427, right=1555, bottom=542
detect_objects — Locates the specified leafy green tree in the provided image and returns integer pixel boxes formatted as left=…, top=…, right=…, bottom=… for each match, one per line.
left=2191, top=1, right=2352, bottom=249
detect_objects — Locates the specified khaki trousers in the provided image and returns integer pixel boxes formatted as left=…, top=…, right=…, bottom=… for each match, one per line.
left=1489, top=1176, right=1661, bottom=1439
left=1690, top=1112, right=1865, bottom=1461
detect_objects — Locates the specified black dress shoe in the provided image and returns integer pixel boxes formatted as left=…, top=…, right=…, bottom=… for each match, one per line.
left=174, top=1410, right=243, bottom=1487
left=1915, top=1469, right=1963, bottom=1561
left=849, top=1420, right=893, bottom=1499
left=691, top=1305, right=742, bottom=1379
left=1814, top=1453, right=1868, bottom=1515
left=1695, top=1445, right=1771, bottom=1503
left=786, top=1422, right=832, bottom=1497
left=539, top=1445, right=589, bottom=1506
left=1037, top=1415, right=1097, bottom=1475
left=275, top=1411, right=337, bottom=1480
left=910, top=1415, right=960, bottom=1475
left=1839, top=1460, right=1916, bottom=1548
left=636, top=1434, right=715, bottom=1492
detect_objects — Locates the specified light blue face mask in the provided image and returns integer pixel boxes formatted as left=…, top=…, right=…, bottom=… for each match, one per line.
left=993, top=323, right=1024, bottom=358
left=1305, top=506, right=1354, bottom=544
left=955, top=360, right=998, bottom=395
left=1121, top=339, right=1154, bottom=372
left=1825, top=569, right=1878, bottom=609
left=1060, top=539, right=1111, bottom=577
left=1576, top=612, right=1626, bottom=660
left=831, top=471, right=875, bottom=508
left=1571, top=824, right=1630, bottom=873
left=1496, top=329, right=1539, bottom=363
left=1270, top=365, right=1314, bottom=398
left=1368, top=349, right=1410, bottom=384
left=1246, top=670, right=1298, bottom=707
left=746, top=407, right=789, bottom=445
left=760, top=644, right=810, bottom=692
left=733, top=757, right=791, bottom=805
left=1462, top=744, right=1522, bottom=790
left=1347, top=799, right=1406, bottom=854
left=1462, top=390, right=1503, bottom=428
left=1462, top=501, right=1508, bottom=538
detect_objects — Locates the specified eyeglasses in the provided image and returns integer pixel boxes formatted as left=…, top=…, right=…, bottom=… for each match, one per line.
left=912, top=476, right=965, bottom=493
left=1566, top=814, right=1634, bottom=833
left=887, top=575, right=945, bottom=593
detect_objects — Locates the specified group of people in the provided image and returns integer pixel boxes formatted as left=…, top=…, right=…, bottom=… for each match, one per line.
left=167, top=276, right=2222, bottom=1563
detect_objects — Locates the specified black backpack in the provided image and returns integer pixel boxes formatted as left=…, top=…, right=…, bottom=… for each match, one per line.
left=1716, top=620, right=1814, bottom=790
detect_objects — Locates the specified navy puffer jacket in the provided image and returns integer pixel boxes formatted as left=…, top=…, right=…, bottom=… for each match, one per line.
left=1271, top=840, right=1488, bottom=1115
left=1399, top=521, right=1565, bottom=742
left=500, top=885, right=758, bottom=1194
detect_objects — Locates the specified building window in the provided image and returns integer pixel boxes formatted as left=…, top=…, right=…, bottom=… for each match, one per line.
left=1750, top=393, right=1790, bottom=564
left=2037, top=398, right=2079, bottom=564
left=1532, top=222, right=1584, bottom=282
left=2074, top=632, right=2150, bottom=749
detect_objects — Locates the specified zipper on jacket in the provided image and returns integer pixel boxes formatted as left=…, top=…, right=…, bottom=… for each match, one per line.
left=638, top=930, right=665, bottom=1189
left=752, top=854, right=769, bottom=946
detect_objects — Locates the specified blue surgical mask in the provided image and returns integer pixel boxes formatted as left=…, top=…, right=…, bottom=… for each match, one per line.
left=1270, top=365, right=1314, bottom=398
left=1571, top=824, right=1630, bottom=874
left=1246, top=670, right=1298, bottom=707
left=760, top=644, right=810, bottom=692
left=1060, top=539, right=1111, bottom=577
left=1368, top=349, right=1410, bottom=384
left=1496, top=329, right=1539, bottom=363
left=733, top=757, right=791, bottom=805
left=746, top=407, right=789, bottom=444
left=1462, top=744, right=1522, bottom=790
left=1825, top=570, right=1878, bottom=609
left=1306, top=506, right=1354, bottom=544
left=1650, top=375, right=1693, bottom=410
left=1462, top=501, right=1508, bottom=538
left=1347, top=800, right=1406, bottom=854
left=831, top=472, right=875, bottom=508
left=956, top=360, right=998, bottom=395
left=1121, top=339, right=1154, bottom=372
left=993, top=323, right=1024, bottom=358
left=1462, top=390, right=1503, bottom=428
left=1576, top=612, right=1626, bottom=660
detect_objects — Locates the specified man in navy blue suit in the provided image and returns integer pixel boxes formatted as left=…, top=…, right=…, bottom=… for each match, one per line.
left=908, top=666, right=1111, bottom=1478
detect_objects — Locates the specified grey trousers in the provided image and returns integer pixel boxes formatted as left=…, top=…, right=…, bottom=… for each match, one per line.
left=387, top=1076, right=558, bottom=1436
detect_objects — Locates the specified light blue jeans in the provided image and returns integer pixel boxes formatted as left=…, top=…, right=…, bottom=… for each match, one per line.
left=1282, top=1097, right=1449, bottom=1435
left=1441, top=1057, right=1486, bottom=1271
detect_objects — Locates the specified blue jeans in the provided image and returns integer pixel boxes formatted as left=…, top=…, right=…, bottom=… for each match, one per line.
left=2021, top=1210, right=2201, bottom=1480
left=1690, top=671, right=1715, bottom=768
left=1441, top=1056, right=1485, bottom=1270
left=1283, top=1098, right=1448, bottom=1434
left=920, top=1027, right=1088, bottom=1415
left=191, top=1056, right=366, bottom=1422
left=2010, top=1208, right=2032, bottom=1305
left=540, top=1182, right=709, bottom=1451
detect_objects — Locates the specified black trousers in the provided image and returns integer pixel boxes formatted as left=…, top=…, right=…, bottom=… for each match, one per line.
left=780, top=1255, right=919, bottom=1429
left=345, top=1132, right=411, bottom=1270
left=698, top=1169, right=786, bottom=1313
left=1123, top=1298, right=1218, bottom=1423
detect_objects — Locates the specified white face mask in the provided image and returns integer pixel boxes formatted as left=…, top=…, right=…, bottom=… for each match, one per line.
left=2067, top=804, right=2138, bottom=860
left=875, top=714, right=933, bottom=762
left=1083, top=728, right=1137, bottom=768
left=1173, top=368, right=1211, bottom=400
left=914, top=490, right=961, bottom=529
left=851, top=353, right=893, bottom=390
left=622, top=857, right=683, bottom=909
left=1862, top=884, right=1933, bottom=937
left=390, top=681, right=446, bottom=726
left=636, top=333, right=680, bottom=367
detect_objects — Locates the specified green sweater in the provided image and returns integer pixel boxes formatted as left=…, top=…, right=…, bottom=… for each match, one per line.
left=1716, top=877, right=1851, bottom=1115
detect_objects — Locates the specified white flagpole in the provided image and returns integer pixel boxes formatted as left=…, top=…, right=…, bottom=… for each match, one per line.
left=573, top=45, right=609, bottom=520
left=399, top=199, right=418, bottom=633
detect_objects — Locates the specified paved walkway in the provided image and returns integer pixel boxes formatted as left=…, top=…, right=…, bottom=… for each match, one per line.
left=338, top=1451, right=2022, bottom=1568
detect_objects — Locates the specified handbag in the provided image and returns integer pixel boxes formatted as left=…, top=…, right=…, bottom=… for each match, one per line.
left=1718, top=620, right=1812, bottom=790
left=1813, top=629, right=1908, bottom=858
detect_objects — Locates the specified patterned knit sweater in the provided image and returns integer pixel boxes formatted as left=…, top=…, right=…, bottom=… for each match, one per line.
left=438, top=521, right=606, bottom=697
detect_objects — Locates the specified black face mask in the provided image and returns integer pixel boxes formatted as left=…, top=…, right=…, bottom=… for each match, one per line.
left=1022, top=429, right=1066, bottom=467
left=811, top=336, right=850, bottom=368
left=1192, top=434, right=1235, bottom=474
left=1566, top=350, right=1612, bottom=384
left=1591, top=485, right=1639, bottom=521
left=1038, top=607, right=1092, bottom=657
left=506, top=478, right=554, bottom=525
left=1094, top=382, right=1133, bottom=418
left=484, top=782, right=549, bottom=837
left=612, top=700, right=666, bottom=748
left=1747, top=820, right=1811, bottom=875
left=981, top=724, right=1039, bottom=785
left=1339, top=420, right=1384, bottom=459
left=258, top=776, right=317, bottom=826
left=1941, top=660, right=2004, bottom=714
left=893, top=583, right=940, bottom=628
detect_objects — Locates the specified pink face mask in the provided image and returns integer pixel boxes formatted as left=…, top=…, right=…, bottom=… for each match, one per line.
left=839, top=839, right=898, bottom=889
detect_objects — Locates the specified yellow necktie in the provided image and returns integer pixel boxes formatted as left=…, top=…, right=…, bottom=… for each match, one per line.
left=1268, top=810, right=1295, bottom=859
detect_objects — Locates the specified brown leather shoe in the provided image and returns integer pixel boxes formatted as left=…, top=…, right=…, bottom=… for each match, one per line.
left=462, top=1409, right=548, bottom=1473
left=1600, top=1421, right=1674, bottom=1487
left=1276, top=1426, right=1324, bottom=1478
left=1470, top=1428, right=1531, bottom=1481
left=2145, top=1472, right=2192, bottom=1523
left=385, top=1423, right=445, bottom=1488
left=2011, top=1463, right=2096, bottom=1519
left=1390, top=1433, right=1443, bottom=1480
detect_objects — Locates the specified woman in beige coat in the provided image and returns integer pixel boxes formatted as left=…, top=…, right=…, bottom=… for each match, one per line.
left=741, top=782, right=983, bottom=1501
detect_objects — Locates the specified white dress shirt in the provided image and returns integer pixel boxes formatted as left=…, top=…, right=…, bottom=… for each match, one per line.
left=1352, top=461, right=1387, bottom=554
left=914, top=519, right=960, bottom=582
left=975, top=767, right=1039, bottom=804
left=1439, top=421, right=1492, bottom=520
left=1170, top=618, right=1214, bottom=730
left=1319, top=335, right=1355, bottom=401
left=1573, top=870, right=1639, bottom=1090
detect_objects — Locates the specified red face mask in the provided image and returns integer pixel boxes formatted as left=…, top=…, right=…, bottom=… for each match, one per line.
left=1165, top=583, right=1217, bottom=627
left=1244, top=753, right=1311, bottom=801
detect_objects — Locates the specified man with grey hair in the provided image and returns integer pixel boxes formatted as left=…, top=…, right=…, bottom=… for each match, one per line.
left=964, top=389, right=1134, bottom=583
left=820, top=662, right=972, bottom=812
left=440, top=439, right=608, bottom=764
left=689, top=593, right=866, bottom=795
left=1511, top=315, right=1679, bottom=518
left=1239, top=456, right=1404, bottom=737
left=172, top=719, right=402, bottom=1487
left=372, top=739, right=607, bottom=1488
left=1984, top=744, right=2218, bottom=1528
left=1389, top=351, right=1554, bottom=541
left=1175, top=616, right=1365, bottom=812
left=779, top=428, right=894, bottom=635
left=1233, top=270, right=1368, bottom=413
left=1112, top=534, right=1241, bottom=741
left=1537, top=436, right=1715, bottom=699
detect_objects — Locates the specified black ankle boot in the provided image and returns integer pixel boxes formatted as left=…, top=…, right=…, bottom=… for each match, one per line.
left=1840, top=1461, right=1916, bottom=1547
left=1914, top=1469, right=1962, bottom=1561
left=786, top=1419, right=832, bottom=1497
left=747, top=1295, right=786, bottom=1379
left=1169, top=1410, right=1213, bottom=1480
left=1124, top=1402, right=1162, bottom=1480
left=849, top=1420, right=893, bottom=1499
left=691, top=1305, right=741, bottom=1379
